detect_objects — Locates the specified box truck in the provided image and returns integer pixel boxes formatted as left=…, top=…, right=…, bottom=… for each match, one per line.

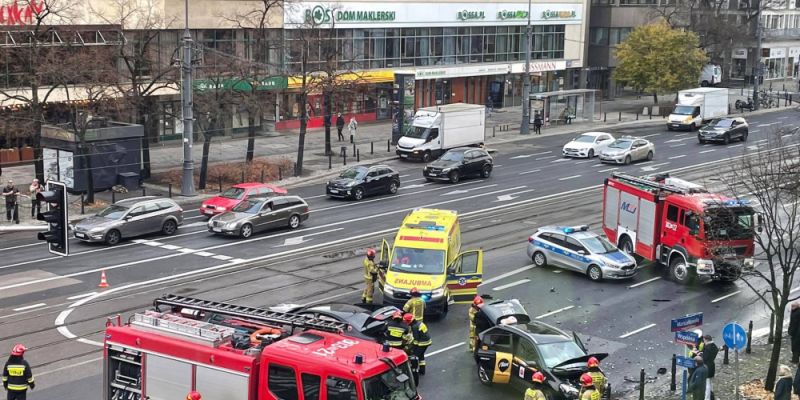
left=667, top=87, right=729, bottom=131
left=396, top=103, right=485, bottom=162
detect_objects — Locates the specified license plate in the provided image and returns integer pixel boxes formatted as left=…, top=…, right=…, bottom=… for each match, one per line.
left=429, top=173, right=437, bottom=176
left=75, top=232, right=85, bottom=238
left=213, top=227, right=222, bottom=232
left=671, top=124, right=680, bottom=127
left=329, top=189, right=338, bottom=193
left=400, top=154, right=408, bottom=158
left=204, top=209, right=214, bottom=215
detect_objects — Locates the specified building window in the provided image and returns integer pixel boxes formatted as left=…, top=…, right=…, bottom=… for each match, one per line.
left=590, top=28, right=609, bottom=45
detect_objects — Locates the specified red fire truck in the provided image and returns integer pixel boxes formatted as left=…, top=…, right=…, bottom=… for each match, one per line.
left=103, top=294, right=420, bottom=400
left=602, top=172, right=756, bottom=284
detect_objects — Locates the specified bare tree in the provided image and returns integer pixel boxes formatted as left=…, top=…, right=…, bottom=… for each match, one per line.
left=720, top=128, right=800, bottom=390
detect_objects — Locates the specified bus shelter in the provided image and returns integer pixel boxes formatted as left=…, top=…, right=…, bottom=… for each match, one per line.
left=528, top=89, right=599, bottom=126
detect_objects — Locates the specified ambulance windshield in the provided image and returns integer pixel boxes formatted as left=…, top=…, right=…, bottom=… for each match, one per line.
left=363, top=361, right=417, bottom=400
left=390, top=247, right=446, bottom=275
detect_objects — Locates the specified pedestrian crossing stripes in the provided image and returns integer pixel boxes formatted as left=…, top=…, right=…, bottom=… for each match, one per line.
left=133, top=239, right=237, bottom=263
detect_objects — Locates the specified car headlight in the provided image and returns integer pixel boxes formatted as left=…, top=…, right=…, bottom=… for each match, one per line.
left=743, top=257, right=755, bottom=270
left=696, top=258, right=715, bottom=275
left=428, top=287, right=445, bottom=300
left=89, top=227, right=105, bottom=233
left=441, top=168, right=451, bottom=173
left=560, top=383, right=579, bottom=397
left=346, top=181, right=357, bottom=187
left=384, top=284, right=395, bottom=296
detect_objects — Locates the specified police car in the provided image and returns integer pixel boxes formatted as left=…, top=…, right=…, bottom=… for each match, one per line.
left=526, top=225, right=638, bottom=281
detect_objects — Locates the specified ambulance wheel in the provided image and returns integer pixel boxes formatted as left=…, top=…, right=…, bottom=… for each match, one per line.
left=436, top=300, right=449, bottom=321
left=587, top=265, right=603, bottom=281
left=532, top=251, right=547, bottom=267
left=669, top=256, right=695, bottom=285
left=477, top=364, right=493, bottom=386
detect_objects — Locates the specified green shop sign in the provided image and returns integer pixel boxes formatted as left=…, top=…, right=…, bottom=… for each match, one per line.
left=194, top=76, right=288, bottom=91
left=457, top=10, right=485, bottom=21
left=497, top=10, right=529, bottom=20
left=306, top=5, right=396, bottom=25
left=541, top=10, right=577, bottom=19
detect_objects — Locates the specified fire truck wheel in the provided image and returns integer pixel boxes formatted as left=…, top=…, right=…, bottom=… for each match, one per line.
left=532, top=251, right=547, bottom=267
left=618, top=236, right=634, bottom=256
left=669, top=256, right=695, bottom=284
left=477, top=364, right=493, bottom=386
left=587, top=265, right=603, bottom=281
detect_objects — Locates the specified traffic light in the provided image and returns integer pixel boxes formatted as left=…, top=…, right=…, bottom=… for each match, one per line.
left=37, top=181, right=69, bottom=256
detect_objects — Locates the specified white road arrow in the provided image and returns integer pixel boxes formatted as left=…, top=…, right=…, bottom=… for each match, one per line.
left=441, top=184, right=498, bottom=196
left=403, top=183, right=430, bottom=189
left=281, top=236, right=309, bottom=246
left=442, top=189, right=470, bottom=196
left=641, top=166, right=658, bottom=172
left=495, top=194, right=518, bottom=202
left=493, top=188, right=536, bottom=202
left=510, top=154, right=534, bottom=159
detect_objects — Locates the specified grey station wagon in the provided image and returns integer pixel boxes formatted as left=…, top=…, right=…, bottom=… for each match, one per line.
left=72, top=197, right=184, bottom=245
left=208, top=195, right=309, bottom=238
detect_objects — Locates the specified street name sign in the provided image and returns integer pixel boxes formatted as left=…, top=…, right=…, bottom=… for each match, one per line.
left=671, top=313, right=703, bottom=332
left=675, top=330, right=700, bottom=346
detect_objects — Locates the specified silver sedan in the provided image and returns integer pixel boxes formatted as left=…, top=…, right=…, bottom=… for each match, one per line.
left=599, top=137, right=655, bottom=165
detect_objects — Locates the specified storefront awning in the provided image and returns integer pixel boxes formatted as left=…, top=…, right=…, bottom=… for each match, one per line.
left=287, top=70, right=394, bottom=89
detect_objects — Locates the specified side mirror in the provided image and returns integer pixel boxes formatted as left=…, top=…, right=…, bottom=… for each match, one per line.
left=447, top=266, right=457, bottom=275
left=577, top=250, right=586, bottom=255
left=124, top=215, right=132, bottom=220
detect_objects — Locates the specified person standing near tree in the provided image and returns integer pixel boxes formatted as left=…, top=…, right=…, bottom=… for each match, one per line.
left=336, top=113, right=345, bottom=141
left=2, top=180, right=19, bottom=224
left=789, top=302, right=800, bottom=363
left=348, top=115, right=358, bottom=144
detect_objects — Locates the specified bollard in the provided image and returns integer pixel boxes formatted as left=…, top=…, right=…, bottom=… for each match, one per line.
left=618, top=112, right=622, bottom=122
left=607, top=383, right=612, bottom=400
left=357, top=148, right=360, bottom=162
left=293, top=162, right=298, bottom=177
left=218, top=176, right=223, bottom=192
left=278, top=166, right=282, bottom=181
left=746, top=320, right=753, bottom=353
left=649, top=112, right=652, bottom=120
left=723, top=344, right=729, bottom=365
left=371, top=141, right=374, bottom=154
left=112, top=191, right=116, bottom=204
left=81, top=194, right=85, bottom=214
left=328, top=153, right=332, bottom=170
left=387, top=139, right=390, bottom=153
left=142, top=187, right=146, bottom=196
left=260, top=169, right=264, bottom=183
left=604, top=112, right=607, bottom=122
left=636, top=113, right=639, bottom=121
left=639, top=368, right=645, bottom=400
left=168, top=183, right=173, bottom=198
left=13, top=203, right=18, bottom=223
left=493, top=126, right=496, bottom=137
left=343, top=152, right=347, bottom=166
left=353, top=142, right=356, bottom=155
left=241, top=170, right=245, bottom=182
left=670, top=354, right=677, bottom=391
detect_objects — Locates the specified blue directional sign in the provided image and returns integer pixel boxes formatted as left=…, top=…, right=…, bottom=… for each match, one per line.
left=675, top=330, right=700, bottom=346
left=676, top=355, right=697, bottom=369
left=671, top=313, right=703, bottom=332
left=723, top=322, right=747, bottom=351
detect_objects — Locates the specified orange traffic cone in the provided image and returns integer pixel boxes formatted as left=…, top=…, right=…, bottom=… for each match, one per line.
left=98, top=270, right=109, bottom=288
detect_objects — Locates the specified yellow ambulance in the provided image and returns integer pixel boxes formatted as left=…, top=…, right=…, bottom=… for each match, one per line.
left=377, top=208, right=484, bottom=318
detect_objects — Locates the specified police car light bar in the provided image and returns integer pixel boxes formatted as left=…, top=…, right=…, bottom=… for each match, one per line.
left=562, top=225, right=589, bottom=234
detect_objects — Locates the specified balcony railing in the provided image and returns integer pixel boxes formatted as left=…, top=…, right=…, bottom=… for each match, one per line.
left=763, top=27, right=800, bottom=39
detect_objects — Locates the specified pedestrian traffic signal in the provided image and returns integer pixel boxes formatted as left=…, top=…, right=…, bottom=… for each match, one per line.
left=36, top=181, right=69, bottom=256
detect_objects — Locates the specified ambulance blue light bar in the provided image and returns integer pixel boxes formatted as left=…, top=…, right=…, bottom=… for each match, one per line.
left=562, top=225, right=590, bottom=234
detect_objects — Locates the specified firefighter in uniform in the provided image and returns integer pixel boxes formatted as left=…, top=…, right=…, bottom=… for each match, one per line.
left=468, top=295, right=485, bottom=352
left=362, top=248, right=378, bottom=304
left=524, top=371, right=548, bottom=400
left=403, top=287, right=425, bottom=321
left=579, top=373, right=601, bottom=400
left=587, top=356, right=607, bottom=395
left=403, top=313, right=432, bottom=376
left=384, top=311, right=412, bottom=350
left=186, top=392, right=202, bottom=400
left=3, top=344, right=34, bottom=400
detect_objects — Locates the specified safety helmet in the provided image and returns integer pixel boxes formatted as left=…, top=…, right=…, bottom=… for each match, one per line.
left=11, top=344, right=26, bottom=356
left=403, top=313, right=414, bottom=324
left=392, top=310, right=403, bottom=319
left=472, top=296, right=484, bottom=307
left=588, top=356, right=600, bottom=368
left=580, top=373, right=594, bottom=387
left=366, top=248, right=376, bottom=259
left=532, top=371, right=545, bottom=383
left=186, top=391, right=202, bottom=400
left=410, top=287, right=420, bottom=296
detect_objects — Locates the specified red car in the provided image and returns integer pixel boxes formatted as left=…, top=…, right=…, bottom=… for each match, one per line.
left=200, top=183, right=287, bottom=217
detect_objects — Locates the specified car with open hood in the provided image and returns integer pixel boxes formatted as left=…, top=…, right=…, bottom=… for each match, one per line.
left=423, top=147, right=493, bottom=183
left=326, top=165, right=400, bottom=201
left=200, top=183, right=287, bottom=217
left=562, top=132, right=614, bottom=158
left=473, top=299, right=608, bottom=399
left=269, top=303, right=401, bottom=342
left=697, top=117, right=748, bottom=144
left=72, top=197, right=183, bottom=245
left=207, top=195, right=308, bottom=238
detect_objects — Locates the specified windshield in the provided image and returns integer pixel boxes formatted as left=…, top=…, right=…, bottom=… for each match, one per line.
left=538, top=341, right=587, bottom=369
left=439, top=151, right=464, bottom=162
left=390, top=247, right=446, bottom=275
left=406, top=127, right=430, bottom=139
left=704, top=207, right=755, bottom=241
left=221, top=187, right=246, bottom=200
left=712, top=119, right=733, bottom=128
left=97, top=205, right=128, bottom=219
left=340, top=167, right=367, bottom=180
left=574, top=135, right=596, bottom=143
left=608, top=139, right=632, bottom=150
left=673, top=105, right=695, bottom=115
left=232, top=200, right=263, bottom=213
left=580, top=235, right=617, bottom=254
left=363, top=361, right=417, bottom=400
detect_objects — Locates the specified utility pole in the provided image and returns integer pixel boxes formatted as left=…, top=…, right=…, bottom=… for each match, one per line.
left=519, top=0, right=532, bottom=135
left=180, top=0, right=195, bottom=196
left=752, top=2, right=763, bottom=110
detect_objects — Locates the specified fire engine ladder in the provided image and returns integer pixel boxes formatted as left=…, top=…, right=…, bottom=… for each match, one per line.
left=611, top=172, right=689, bottom=195
left=154, top=294, right=349, bottom=334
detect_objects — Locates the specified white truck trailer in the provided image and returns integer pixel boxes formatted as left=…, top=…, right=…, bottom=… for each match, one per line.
left=667, top=87, right=729, bottom=131
left=396, top=103, right=485, bottom=162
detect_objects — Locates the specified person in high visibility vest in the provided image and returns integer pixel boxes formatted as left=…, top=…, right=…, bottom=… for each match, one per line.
left=468, top=295, right=485, bottom=352
left=362, top=248, right=378, bottom=304
left=3, top=344, right=34, bottom=400
left=579, top=373, right=601, bottom=400
left=587, top=356, right=607, bottom=395
left=186, top=391, right=202, bottom=400
left=404, top=313, right=432, bottom=377
left=524, top=371, right=548, bottom=400
left=384, top=311, right=412, bottom=349
left=403, top=287, right=425, bottom=321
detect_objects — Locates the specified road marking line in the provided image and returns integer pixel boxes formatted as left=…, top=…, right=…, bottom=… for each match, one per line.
left=728, top=144, right=743, bottom=148
left=0, top=242, right=42, bottom=252
left=628, top=277, right=661, bottom=288
left=178, top=248, right=198, bottom=254
left=711, top=290, right=741, bottom=303
left=559, top=175, right=581, bottom=181
left=132, top=239, right=149, bottom=243
left=535, top=305, right=575, bottom=319
left=597, top=167, right=619, bottom=173
left=480, top=265, right=536, bottom=286
left=399, top=174, right=410, bottom=178
left=669, top=143, right=687, bottom=147
left=38, top=357, right=102, bottom=377
left=519, top=169, right=541, bottom=175
left=492, top=279, right=531, bottom=291
left=182, top=222, right=207, bottom=228
left=161, top=244, right=181, bottom=250
left=313, top=180, right=488, bottom=212
left=67, top=292, right=96, bottom=300
left=57, top=325, right=76, bottom=339
left=699, top=149, right=716, bottom=154
left=13, top=303, right=46, bottom=312
left=494, top=165, right=502, bottom=168
left=142, top=241, right=164, bottom=247
left=536, top=155, right=556, bottom=160
left=669, top=155, right=687, bottom=159
left=641, top=134, right=660, bottom=138
left=232, top=258, right=246, bottom=263
left=77, top=338, right=104, bottom=346
left=212, top=255, right=233, bottom=261
left=427, top=342, right=465, bottom=358
left=184, top=215, right=207, bottom=220
left=619, top=323, right=657, bottom=339
left=195, top=251, right=214, bottom=257
left=305, top=194, right=328, bottom=199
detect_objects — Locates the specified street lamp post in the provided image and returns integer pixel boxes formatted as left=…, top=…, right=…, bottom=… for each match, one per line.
left=752, top=5, right=764, bottom=111
left=520, top=0, right=532, bottom=135
left=180, top=0, right=195, bottom=196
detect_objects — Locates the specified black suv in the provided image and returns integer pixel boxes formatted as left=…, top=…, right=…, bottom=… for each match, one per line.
left=326, top=165, right=400, bottom=201
left=423, top=147, right=493, bottom=183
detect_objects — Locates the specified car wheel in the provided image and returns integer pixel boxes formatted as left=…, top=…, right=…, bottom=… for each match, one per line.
left=667, top=126, right=673, bottom=131
left=624, top=155, right=632, bottom=165
left=422, top=151, right=432, bottom=163
left=646, top=151, right=654, bottom=161
left=161, top=219, right=178, bottom=236
left=701, top=80, right=709, bottom=87
left=723, top=134, right=731, bottom=145
left=698, top=135, right=706, bottom=144
left=438, top=300, right=449, bottom=320
left=741, top=131, right=748, bottom=141
left=449, top=170, right=461, bottom=184
left=240, top=223, right=253, bottom=238
left=288, top=214, right=301, bottom=230
left=105, top=229, right=121, bottom=246
left=425, top=177, right=435, bottom=183
left=387, top=180, right=399, bottom=194
left=587, top=265, right=603, bottom=282
left=352, top=187, right=365, bottom=201
left=587, top=149, right=594, bottom=158
left=477, top=364, right=493, bottom=386
left=481, top=165, right=492, bottom=178
left=669, top=256, right=695, bottom=285
left=532, top=251, right=547, bottom=267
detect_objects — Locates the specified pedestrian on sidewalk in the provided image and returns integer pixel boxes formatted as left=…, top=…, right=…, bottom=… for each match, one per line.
left=28, top=178, right=42, bottom=218
left=792, top=364, right=800, bottom=399
left=2, top=180, right=19, bottom=224
left=775, top=364, right=793, bottom=400
left=533, top=113, right=542, bottom=135
left=348, top=115, right=358, bottom=144
left=701, top=334, right=718, bottom=400
left=336, top=113, right=345, bottom=141
left=789, top=302, right=800, bottom=363
left=688, top=356, right=707, bottom=400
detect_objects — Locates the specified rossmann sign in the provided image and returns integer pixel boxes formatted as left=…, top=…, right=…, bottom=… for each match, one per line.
left=0, top=0, right=44, bottom=26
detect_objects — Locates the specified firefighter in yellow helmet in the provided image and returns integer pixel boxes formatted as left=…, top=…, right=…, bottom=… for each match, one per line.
left=3, top=344, right=34, bottom=400
left=186, top=392, right=202, bottom=400
left=587, top=356, right=607, bottom=394
left=579, top=373, right=601, bottom=400
left=524, top=371, right=547, bottom=400
left=468, top=295, right=485, bottom=352
left=403, top=287, right=425, bottom=322
left=362, top=248, right=378, bottom=304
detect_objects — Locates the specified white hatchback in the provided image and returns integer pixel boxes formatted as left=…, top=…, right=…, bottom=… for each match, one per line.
left=562, top=132, right=615, bottom=158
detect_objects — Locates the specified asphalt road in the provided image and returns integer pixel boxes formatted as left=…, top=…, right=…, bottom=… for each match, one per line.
left=0, top=109, right=798, bottom=400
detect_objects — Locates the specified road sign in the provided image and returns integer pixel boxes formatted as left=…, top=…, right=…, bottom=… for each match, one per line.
left=723, top=322, right=748, bottom=351
left=675, top=330, right=700, bottom=346
left=671, top=313, right=703, bottom=332
left=676, top=355, right=696, bottom=369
